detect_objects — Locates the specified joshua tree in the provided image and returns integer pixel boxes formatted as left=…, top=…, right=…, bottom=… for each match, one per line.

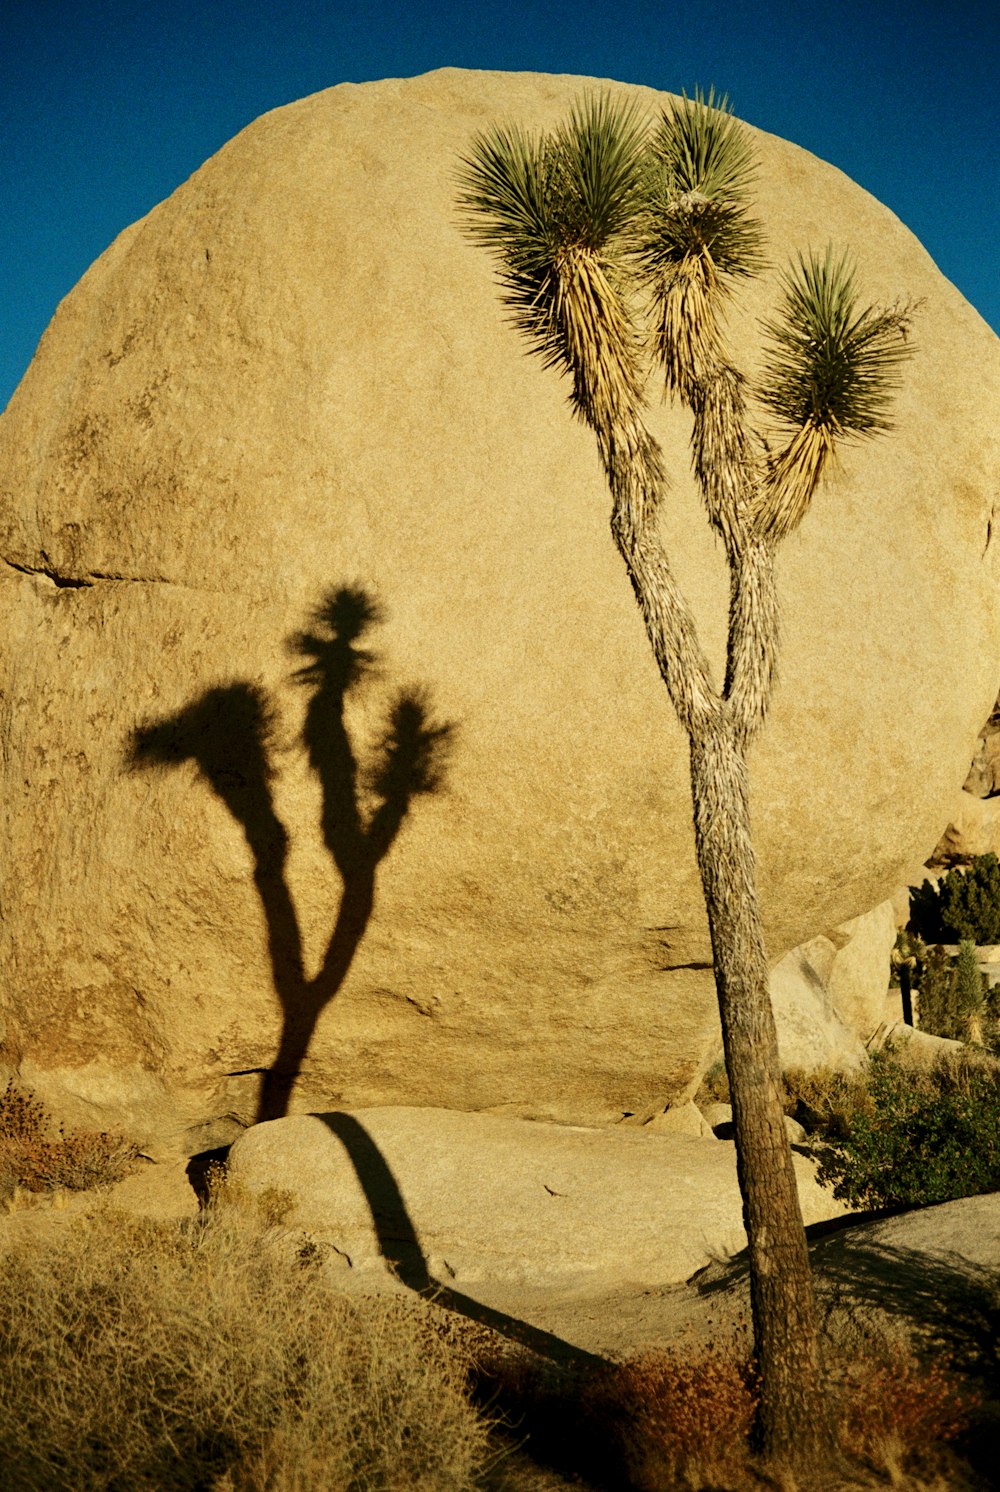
left=458, top=91, right=911, bottom=1466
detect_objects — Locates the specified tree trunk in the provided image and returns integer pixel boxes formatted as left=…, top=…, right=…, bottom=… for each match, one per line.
left=689, top=722, right=835, bottom=1464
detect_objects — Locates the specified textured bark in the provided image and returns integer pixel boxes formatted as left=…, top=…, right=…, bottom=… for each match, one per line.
left=553, top=229, right=836, bottom=1469
left=461, top=99, right=921, bottom=1469
left=689, top=723, right=834, bottom=1460
left=597, top=385, right=836, bottom=1466
left=603, top=410, right=719, bottom=737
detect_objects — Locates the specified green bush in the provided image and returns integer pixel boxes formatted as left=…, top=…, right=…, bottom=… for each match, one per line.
left=817, top=1046, right=1000, bottom=1209
left=915, top=942, right=960, bottom=1039
left=908, top=853, right=1000, bottom=945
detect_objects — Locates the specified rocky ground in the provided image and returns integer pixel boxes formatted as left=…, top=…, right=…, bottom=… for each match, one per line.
left=3, top=1128, right=997, bottom=1376
left=2, top=1143, right=998, bottom=1489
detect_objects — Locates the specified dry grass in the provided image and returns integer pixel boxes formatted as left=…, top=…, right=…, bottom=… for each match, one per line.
left=837, top=1347, right=981, bottom=1484
left=0, top=1081, right=140, bottom=1199
left=0, top=1182, right=987, bottom=1491
left=0, top=1191, right=493, bottom=1491
left=584, top=1339, right=757, bottom=1490
left=780, top=1064, right=870, bottom=1141
left=0, top=1090, right=990, bottom=1491
left=695, top=1061, right=872, bottom=1142
left=456, top=1318, right=986, bottom=1492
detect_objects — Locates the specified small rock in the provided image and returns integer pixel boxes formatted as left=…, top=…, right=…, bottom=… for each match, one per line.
left=644, top=1101, right=715, bottom=1139
left=700, top=1102, right=733, bottom=1133
left=868, top=1020, right=966, bottom=1067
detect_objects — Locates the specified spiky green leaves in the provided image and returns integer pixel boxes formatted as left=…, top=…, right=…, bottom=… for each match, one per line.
left=753, top=247, right=914, bottom=539
left=639, top=91, right=766, bottom=398
left=759, top=247, right=912, bottom=436
left=457, top=97, right=648, bottom=428
left=459, top=92, right=912, bottom=551
left=642, top=89, right=764, bottom=277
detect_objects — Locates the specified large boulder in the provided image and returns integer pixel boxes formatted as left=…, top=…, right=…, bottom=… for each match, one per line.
left=224, top=1108, right=845, bottom=1290
left=767, top=900, right=898, bottom=1071
left=1, top=70, right=998, bottom=1143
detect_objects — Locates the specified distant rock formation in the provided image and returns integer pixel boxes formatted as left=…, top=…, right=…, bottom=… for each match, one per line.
left=964, top=700, right=1000, bottom=799
left=1, top=70, right=998, bottom=1145
left=925, top=696, right=1000, bottom=865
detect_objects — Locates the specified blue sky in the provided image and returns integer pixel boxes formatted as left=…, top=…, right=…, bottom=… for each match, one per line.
left=2, top=0, right=996, bottom=410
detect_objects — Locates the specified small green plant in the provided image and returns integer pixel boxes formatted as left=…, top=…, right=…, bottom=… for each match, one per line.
left=952, top=938, right=989, bottom=1045
left=909, top=853, right=1000, bottom=945
left=817, top=1045, right=1000, bottom=1208
left=913, top=939, right=999, bottom=1048
left=914, top=941, right=956, bottom=1039
left=0, top=1081, right=140, bottom=1196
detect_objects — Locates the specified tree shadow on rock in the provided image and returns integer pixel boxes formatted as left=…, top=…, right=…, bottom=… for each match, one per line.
left=319, top=1110, right=604, bottom=1363
left=129, top=584, right=453, bottom=1123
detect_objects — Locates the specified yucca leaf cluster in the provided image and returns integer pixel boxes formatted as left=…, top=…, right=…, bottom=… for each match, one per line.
left=458, top=89, right=913, bottom=544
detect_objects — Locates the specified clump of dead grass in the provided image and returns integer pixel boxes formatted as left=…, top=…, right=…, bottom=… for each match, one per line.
left=780, top=1064, right=871, bottom=1141
left=836, top=1346, right=982, bottom=1487
left=0, top=1188, right=493, bottom=1491
left=584, top=1339, right=757, bottom=1489
left=458, top=1319, right=985, bottom=1492
left=0, top=1081, right=140, bottom=1198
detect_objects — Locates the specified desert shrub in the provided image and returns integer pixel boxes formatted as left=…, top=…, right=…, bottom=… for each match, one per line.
left=914, top=940, right=993, bottom=1047
left=952, top=939, right=990, bottom=1045
left=838, top=1347, right=978, bottom=1463
left=917, top=942, right=961, bottom=1040
left=909, top=854, right=1000, bottom=946
left=471, top=1326, right=983, bottom=1492
left=817, top=1046, right=1000, bottom=1208
left=0, top=1198, right=492, bottom=1491
left=584, top=1343, right=757, bottom=1490
left=0, top=1081, right=140, bottom=1197
left=693, top=1057, right=730, bottom=1107
left=780, top=1065, right=869, bottom=1141
left=699, top=1062, right=873, bottom=1142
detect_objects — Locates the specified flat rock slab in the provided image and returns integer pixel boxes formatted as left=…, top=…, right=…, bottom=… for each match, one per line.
left=468, top=1192, right=1000, bottom=1364
left=225, top=1107, right=845, bottom=1292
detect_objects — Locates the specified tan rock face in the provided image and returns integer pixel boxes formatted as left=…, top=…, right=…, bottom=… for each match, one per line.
left=767, top=900, right=897, bottom=1071
left=225, top=1108, right=844, bottom=1290
left=929, top=790, right=1000, bottom=866
left=1, top=70, right=998, bottom=1141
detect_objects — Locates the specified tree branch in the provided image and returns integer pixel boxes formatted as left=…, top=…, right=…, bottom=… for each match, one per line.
left=597, top=412, right=721, bottom=737
left=687, top=358, right=779, bottom=745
